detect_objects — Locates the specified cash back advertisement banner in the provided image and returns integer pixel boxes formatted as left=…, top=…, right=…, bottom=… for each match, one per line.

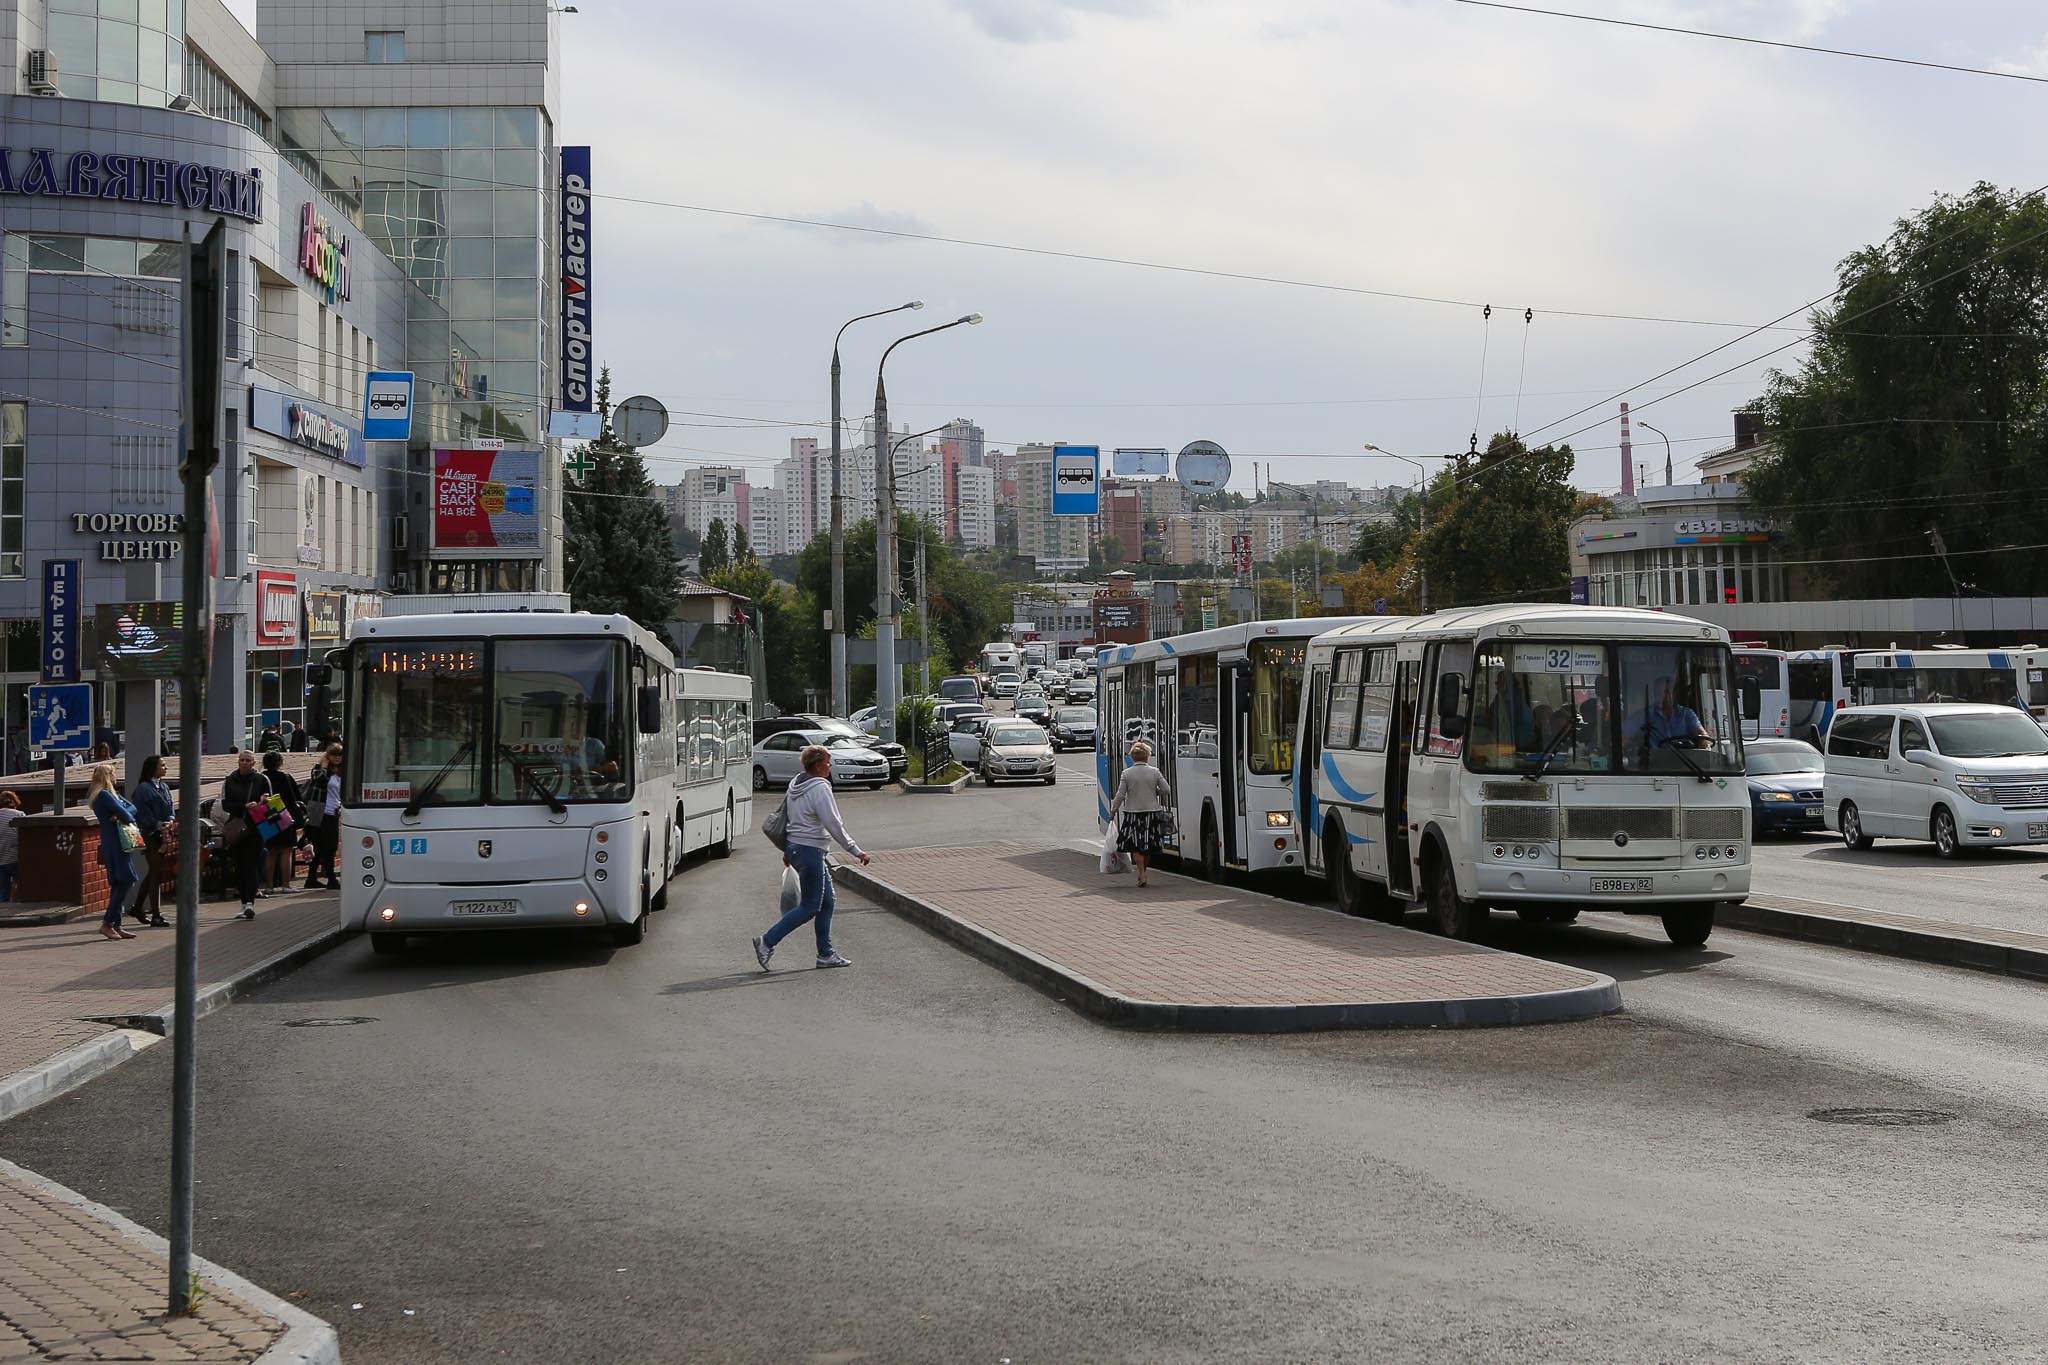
left=433, top=449, right=541, bottom=556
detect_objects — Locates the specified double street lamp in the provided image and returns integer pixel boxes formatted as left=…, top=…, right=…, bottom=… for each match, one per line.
left=874, top=314, right=982, bottom=742
left=829, top=301, right=923, bottom=719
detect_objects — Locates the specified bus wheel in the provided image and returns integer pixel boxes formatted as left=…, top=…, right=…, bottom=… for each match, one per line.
left=711, top=796, right=733, bottom=858
left=1200, top=813, right=1224, bottom=883
left=1427, top=857, right=1485, bottom=940
left=611, top=913, right=646, bottom=948
left=370, top=932, right=406, bottom=955
left=1326, top=822, right=1364, bottom=916
left=1661, top=903, right=1715, bottom=947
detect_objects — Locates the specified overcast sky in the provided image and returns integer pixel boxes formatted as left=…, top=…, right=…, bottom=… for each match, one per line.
left=237, top=0, right=2048, bottom=496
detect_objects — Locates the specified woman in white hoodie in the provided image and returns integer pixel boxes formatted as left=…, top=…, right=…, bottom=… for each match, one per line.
left=753, top=745, right=871, bottom=971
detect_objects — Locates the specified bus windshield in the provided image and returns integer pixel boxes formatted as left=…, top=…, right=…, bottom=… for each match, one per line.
left=1248, top=640, right=1305, bottom=774
left=1468, top=639, right=1742, bottom=776
left=353, top=637, right=629, bottom=807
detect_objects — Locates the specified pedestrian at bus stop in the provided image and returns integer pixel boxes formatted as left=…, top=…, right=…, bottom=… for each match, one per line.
left=0, top=790, right=22, bottom=901
left=303, top=743, right=344, bottom=891
left=130, top=755, right=175, bottom=927
left=260, top=750, right=305, bottom=892
left=751, top=744, right=870, bottom=972
left=222, top=749, right=271, bottom=919
left=85, top=763, right=141, bottom=941
left=1108, top=740, right=1173, bottom=888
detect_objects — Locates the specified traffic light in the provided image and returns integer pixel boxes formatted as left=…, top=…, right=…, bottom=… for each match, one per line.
left=1723, top=586, right=1737, bottom=605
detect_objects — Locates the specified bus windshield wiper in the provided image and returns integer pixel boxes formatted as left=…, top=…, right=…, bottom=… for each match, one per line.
left=1655, top=733, right=1714, bottom=783
left=1525, top=712, right=1579, bottom=781
left=500, top=744, right=569, bottom=814
left=404, top=739, right=476, bottom=817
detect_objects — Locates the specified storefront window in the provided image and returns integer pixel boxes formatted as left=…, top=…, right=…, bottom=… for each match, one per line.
left=1, top=403, right=22, bottom=578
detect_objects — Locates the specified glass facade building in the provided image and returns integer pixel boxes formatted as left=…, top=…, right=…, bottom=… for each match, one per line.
left=42, top=0, right=183, bottom=106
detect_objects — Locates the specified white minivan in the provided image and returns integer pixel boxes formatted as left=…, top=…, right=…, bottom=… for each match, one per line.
left=1823, top=703, right=2048, bottom=857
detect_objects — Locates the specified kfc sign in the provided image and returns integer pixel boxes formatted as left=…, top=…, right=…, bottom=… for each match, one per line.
left=255, top=570, right=300, bottom=648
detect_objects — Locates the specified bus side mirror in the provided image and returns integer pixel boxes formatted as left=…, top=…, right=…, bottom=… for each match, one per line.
left=637, top=685, right=663, bottom=735
left=1740, top=680, right=1761, bottom=718
left=305, top=663, right=333, bottom=686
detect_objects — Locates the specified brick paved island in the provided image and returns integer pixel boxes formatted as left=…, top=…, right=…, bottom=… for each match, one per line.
left=836, top=843, right=1620, bottom=1030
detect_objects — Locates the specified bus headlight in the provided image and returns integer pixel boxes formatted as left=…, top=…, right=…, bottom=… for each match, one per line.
left=1266, top=811, right=1291, bottom=828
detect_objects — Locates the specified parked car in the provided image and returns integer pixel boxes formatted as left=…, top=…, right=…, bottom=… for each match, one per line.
left=1048, top=705, right=1098, bottom=752
left=1745, top=737, right=1825, bottom=835
left=1015, top=691, right=1052, bottom=724
left=1823, top=703, right=2048, bottom=857
left=752, top=729, right=892, bottom=791
left=756, top=712, right=906, bottom=779
left=979, top=721, right=1057, bottom=786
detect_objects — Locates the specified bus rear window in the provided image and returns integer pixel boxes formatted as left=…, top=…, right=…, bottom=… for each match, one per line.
left=1733, top=652, right=1783, bottom=689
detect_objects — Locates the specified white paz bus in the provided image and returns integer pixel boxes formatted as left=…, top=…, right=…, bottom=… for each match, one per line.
left=333, top=612, right=749, bottom=953
left=1096, top=618, right=1366, bottom=879
left=1298, top=605, right=1751, bottom=946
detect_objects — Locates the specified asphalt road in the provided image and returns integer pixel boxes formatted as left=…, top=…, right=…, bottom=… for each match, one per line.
left=6, top=716, right=2048, bottom=1362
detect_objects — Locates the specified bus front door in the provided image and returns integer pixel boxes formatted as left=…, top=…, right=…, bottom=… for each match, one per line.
left=1156, top=670, right=1182, bottom=855
left=1385, top=659, right=1419, bottom=899
left=1220, top=661, right=1246, bottom=868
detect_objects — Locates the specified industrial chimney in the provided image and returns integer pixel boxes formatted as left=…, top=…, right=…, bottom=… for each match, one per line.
left=1619, top=402, right=1635, bottom=497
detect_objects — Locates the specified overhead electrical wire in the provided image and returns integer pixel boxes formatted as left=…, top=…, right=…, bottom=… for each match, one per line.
left=1449, top=0, right=2048, bottom=87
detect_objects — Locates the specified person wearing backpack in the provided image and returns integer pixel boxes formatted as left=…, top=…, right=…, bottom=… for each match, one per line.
left=752, top=744, right=870, bottom=972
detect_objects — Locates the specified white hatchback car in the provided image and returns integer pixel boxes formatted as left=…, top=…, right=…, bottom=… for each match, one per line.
left=1823, top=703, right=2048, bottom=857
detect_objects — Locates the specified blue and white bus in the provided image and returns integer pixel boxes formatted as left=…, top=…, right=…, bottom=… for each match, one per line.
left=1096, top=618, right=1368, bottom=879
left=1851, top=647, right=2048, bottom=722
left=1787, top=648, right=1856, bottom=745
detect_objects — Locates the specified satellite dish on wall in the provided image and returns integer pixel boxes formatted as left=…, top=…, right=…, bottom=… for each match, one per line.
left=1176, top=440, right=1231, bottom=494
left=615, top=395, right=669, bottom=449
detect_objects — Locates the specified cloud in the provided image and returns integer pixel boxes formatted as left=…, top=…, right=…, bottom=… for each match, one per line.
left=1995, top=34, right=2048, bottom=77
left=948, top=0, right=1166, bottom=43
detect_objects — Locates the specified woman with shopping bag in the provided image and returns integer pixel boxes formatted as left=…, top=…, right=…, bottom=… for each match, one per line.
left=750, top=745, right=870, bottom=972
left=85, top=763, right=143, bottom=940
left=1106, top=740, right=1172, bottom=888
left=259, top=750, right=305, bottom=892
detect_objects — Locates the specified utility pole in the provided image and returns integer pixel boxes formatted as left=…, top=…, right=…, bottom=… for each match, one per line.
left=170, top=218, right=224, bottom=1317
left=915, top=533, right=930, bottom=696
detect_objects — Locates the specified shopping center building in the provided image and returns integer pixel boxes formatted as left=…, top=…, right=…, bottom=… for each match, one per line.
left=0, top=0, right=571, bottom=752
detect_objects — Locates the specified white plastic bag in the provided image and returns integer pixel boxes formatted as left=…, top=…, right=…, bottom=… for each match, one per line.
left=779, top=865, right=802, bottom=913
left=1099, top=832, right=1127, bottom=875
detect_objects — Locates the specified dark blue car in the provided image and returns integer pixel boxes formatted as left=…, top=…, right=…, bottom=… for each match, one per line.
left=1746, top=738, right=1826, bottom=835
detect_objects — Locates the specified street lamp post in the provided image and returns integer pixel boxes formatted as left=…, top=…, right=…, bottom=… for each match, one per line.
left=829, top=301, right=921, bottom=718
left=1363, top=443, right=1441, bottom=613
left=1637, top=419, right=1674, bottom=487
left=887, top=431, right=949, bottom=706
left=874, top=315, right=982, bottom=743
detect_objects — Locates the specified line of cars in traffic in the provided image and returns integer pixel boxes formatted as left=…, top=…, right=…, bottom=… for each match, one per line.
left=1743, top=701, right=2048, bottom=858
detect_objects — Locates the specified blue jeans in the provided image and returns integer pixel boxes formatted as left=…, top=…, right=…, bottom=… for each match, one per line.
left=763, top=843, right=835, bottom=958
left=0, top=863, right=14, bottom=901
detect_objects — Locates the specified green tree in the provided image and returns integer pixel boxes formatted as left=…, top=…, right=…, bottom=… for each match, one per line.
left=700, top=518, right=731, bottom=577
left=1354, top=491, right=1422, bottom=570
left=707, top=556, right=819, bottom=713
left=563, top=369, right=682, bottom=640
left=1098, top=534, right=1125, bottom=568
left=1747, top=183, right=2048, bottom=597
left=669, top=517, right=701, bottom=557
left=1418, top=432, right=1579, bottom=609
left=732, top=522, right=752, bottom=564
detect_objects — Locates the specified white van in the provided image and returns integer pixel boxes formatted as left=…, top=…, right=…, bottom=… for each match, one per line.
left=1823, top=703, right=2048, bottom=858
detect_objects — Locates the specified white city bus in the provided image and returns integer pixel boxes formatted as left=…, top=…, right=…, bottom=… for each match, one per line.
left=1730, top=646, right=1792, bottom=740
left=1298, top=605, right=1750, bottom=946
left=1851, top=647, right=2048, bottom=722
left=1096, top=618, right=1366, bottom=879
left=1787, top=647, right=1856, bottom=744
left=675, top=666, right=755, bottom=859
left=334, top=612, right=706, bottom=953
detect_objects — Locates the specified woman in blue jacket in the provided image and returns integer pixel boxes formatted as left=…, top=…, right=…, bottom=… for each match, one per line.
left=85, top=763, right=140, bottom=941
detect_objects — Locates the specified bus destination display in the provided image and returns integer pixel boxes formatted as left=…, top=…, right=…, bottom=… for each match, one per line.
left=370, top=645, right=481, bottom=675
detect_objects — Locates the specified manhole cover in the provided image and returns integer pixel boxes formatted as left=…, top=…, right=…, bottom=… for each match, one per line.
left=1806, top=1106, right=1957, bottom=1127
left=281, top=1017, right=379, bottom=1028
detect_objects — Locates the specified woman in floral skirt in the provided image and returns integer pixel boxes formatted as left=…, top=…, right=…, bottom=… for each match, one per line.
left=1107, top=740, right=1173, bottom=887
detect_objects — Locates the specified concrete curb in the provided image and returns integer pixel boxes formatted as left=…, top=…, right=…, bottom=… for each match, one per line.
left=1723, top=899, right=2048, bottom=982
left=0, top=924, right=353, bottom=1123
left=0, top=1155, right=342, bottom=1365
left=0, top=1028, right=161, bottom=1123
left=0, top=901, right=91, bottom=928
left=833, top=859, right=1620, bottom=1032
left=896, top=770, right=971, bottom=795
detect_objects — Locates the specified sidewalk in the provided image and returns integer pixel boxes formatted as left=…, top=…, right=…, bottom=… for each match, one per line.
left=1729, top=893, right=2048, bottom=981
left=1, top=1156, right=337, bottom=1363
left=0, top=891, right=346, bottom=1120
left=0, top=891, right=348, bottom=1363
left=836, top=843, right=1620, bottom=1030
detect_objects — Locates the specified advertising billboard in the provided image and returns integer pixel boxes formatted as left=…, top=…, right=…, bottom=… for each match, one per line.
left=559, top=146, right=594, bottom=413
left=95, top=601, right=185, bottom=679
left=433, top=449, right=542, bottom=557
left=255, top=570, right=299, bottom=648
left=1096, top=601, right=1143, bottom=631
